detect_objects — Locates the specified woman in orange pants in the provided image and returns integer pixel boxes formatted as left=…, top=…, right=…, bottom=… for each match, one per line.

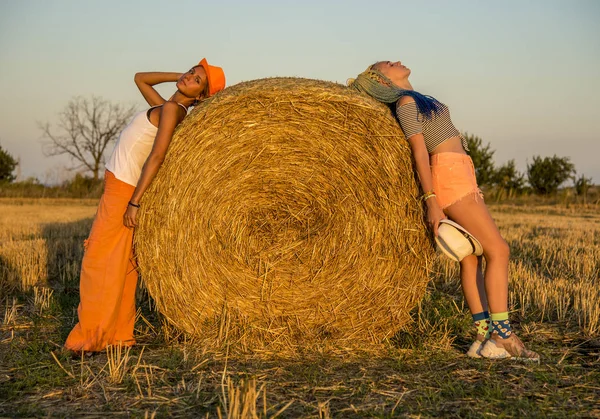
left=65, top=59, right=226, bottom=353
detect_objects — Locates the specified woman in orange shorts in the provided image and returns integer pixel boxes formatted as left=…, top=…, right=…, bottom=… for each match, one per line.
left=64, top=59, right=226, bottom=353
left=348, top=61, right=538, bottom=361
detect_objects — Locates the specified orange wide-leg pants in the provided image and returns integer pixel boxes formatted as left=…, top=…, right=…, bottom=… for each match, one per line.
left=65, top=170, right=138, bottom=352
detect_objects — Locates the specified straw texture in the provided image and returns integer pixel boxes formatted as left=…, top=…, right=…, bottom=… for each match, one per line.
left=135, top=78, right=434, bottom=350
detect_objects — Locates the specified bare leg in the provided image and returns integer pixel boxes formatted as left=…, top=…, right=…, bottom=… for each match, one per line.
left=443, top=196, right=510, bottom=314
left=460, top=254, right=488, bottom=315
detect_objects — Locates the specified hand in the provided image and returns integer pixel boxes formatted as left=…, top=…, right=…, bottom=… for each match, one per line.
left=425, top=199, right=447, bottom=237
left=123, top=204, right=139, bottom=229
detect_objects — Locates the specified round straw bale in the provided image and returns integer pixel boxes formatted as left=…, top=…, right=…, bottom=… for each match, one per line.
left=135, top=78, right=434, bottom=350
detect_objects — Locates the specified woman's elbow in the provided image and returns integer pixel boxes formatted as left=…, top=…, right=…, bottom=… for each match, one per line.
left=409, top=144, right=427, bottom=159
left=149, top=153, right=166, bottom=165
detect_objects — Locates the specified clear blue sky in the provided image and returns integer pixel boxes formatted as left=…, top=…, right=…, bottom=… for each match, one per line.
left=1, top=0, right=599, bottom=183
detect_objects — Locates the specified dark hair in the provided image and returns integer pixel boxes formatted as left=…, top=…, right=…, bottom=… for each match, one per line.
left=192, top=65, right=210, bottom=105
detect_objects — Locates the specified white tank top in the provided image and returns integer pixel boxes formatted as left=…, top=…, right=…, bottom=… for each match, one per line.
left=105, top=104, right=186, bottom=186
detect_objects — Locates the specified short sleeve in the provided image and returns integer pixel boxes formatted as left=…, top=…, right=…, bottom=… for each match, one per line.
left=396, top=101, right=423, bottom=138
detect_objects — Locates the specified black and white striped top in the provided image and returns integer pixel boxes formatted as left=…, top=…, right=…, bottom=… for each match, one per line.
left=396, top=101, right=469, bottom=153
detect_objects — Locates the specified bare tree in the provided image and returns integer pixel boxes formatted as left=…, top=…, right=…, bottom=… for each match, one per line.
left=40, top=96, right=137, bottom=180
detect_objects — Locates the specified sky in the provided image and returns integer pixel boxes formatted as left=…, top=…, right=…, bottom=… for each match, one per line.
left=1, top=0, right=599, bottom=184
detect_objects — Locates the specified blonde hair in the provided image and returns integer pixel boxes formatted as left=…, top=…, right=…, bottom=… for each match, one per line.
left=347, top=64, right=442, bottom=118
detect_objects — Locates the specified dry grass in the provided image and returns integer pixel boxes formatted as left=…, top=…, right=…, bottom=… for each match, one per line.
left=2, top=297, right=20, bottom=326
left=106, top=344, right=133, bottom=384
left=432, top=204, right=600, bottom=336
left=0, top=199, right=599, bottom=417
left=136, top=78, right=434, bottom=350
left=0, top=198, right=96, bottom=296
left=33, top=286, right=54, bottom=314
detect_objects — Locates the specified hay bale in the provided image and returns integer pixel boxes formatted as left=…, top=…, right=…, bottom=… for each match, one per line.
left=135, top=78, right=434, bottom=350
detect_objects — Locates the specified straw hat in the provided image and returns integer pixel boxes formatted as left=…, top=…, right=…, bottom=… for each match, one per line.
left=435, top=219, right=483, bottom=262
left=197, top=58, right=226, bottom=97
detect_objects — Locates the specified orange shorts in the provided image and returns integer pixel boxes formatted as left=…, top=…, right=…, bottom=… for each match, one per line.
left=430, top=152, right=483, bottom=209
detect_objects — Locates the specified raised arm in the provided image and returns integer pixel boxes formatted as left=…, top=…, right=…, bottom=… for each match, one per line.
left=134, top=72, right=182, bottom=107
left=123, top=101, right=186, bottom=228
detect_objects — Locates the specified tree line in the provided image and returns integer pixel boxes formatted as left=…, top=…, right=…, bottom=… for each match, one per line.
left=0, top=96, right=595, bottom=199
left=465, top=133, right=592, bottom=197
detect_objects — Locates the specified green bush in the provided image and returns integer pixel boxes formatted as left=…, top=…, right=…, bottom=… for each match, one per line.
left=492, top=159, right=526, bottom=194
left=527, top=155, right=575, bottom=195
left=463, top=133, right=495, bottom=188
left=63, top=173, right=103, bottom=198
left=0, top=144, right=17, bottom=183
left=0, top=174, right=103, bottom=199
left=575, top=174, right=592, bottom=196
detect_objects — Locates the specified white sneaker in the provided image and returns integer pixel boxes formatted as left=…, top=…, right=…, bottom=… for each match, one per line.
left=467, top=339, right=484, bottom=358
left=480, top=332, right=540, bottom=361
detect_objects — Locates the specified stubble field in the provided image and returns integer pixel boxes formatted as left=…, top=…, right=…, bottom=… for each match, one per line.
left=0, top=198, right=599, bottom=418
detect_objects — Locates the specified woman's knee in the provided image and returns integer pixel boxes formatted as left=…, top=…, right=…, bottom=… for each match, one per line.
left=485, top=237, right=510, bottom=261
left=460, top=254, right=479, bottom=271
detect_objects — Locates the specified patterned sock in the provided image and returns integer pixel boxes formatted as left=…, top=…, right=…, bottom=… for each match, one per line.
left=472, top=311, right=491, bottom=340
left=490, top=312, right=512, bottom=338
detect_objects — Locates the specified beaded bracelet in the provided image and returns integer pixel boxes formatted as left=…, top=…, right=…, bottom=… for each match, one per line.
left=421, top=191, right=436, bottom=202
